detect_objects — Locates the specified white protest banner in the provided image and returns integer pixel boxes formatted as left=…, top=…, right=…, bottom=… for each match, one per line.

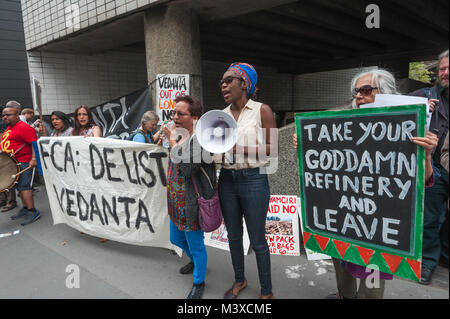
left=204, top=219, right=251, bottom=255
left=265, top=195, right=300, bottom=256
left=38, top=136, right=177, bottom=252
left=156, top=74, right=190, bottom=124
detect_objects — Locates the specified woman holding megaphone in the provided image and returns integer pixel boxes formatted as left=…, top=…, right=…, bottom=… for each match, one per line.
left=162, top=95, right=216, bottom=299
left=218, top=62, right=277, bottom=299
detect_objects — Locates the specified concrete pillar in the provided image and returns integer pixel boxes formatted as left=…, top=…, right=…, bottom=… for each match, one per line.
left=144, top=5, right=203, bottom=108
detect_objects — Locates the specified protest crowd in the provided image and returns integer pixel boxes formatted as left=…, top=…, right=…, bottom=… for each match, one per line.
left=0, top=50, right=448, bottom=300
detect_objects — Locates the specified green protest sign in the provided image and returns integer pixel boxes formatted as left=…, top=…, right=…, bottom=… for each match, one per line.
left=295, top=105, right=426, bottom=281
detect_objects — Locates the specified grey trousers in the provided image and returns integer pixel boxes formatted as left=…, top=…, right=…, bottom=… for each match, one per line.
left=332, top=257, right=385, bottom=299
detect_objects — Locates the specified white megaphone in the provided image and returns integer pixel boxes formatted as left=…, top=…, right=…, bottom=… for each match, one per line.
left=195, top=110, right=238, bottom=153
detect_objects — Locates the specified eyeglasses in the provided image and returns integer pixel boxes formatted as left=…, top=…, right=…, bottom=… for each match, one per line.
left=353, top=85, right=378, bottom=97
left=1, top=113, right=16, bottom=117
left=170, top=111, right=192, bottom=117
left=219, top=76, right=242, bottom=88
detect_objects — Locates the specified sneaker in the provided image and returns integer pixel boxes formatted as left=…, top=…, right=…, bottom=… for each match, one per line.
left=20, top=210, right=41, bottom=226
left=179, top=262, right=195, bottom=274
left=187, top=282, right=205, bottom=299
left=11, top=208, right=29, bottom=220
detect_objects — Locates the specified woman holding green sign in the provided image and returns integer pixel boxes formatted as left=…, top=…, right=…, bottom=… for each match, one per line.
left=293, top=69, right=438, bottom=299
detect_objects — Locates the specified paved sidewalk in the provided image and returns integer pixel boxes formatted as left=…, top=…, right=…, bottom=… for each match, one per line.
left=0, top=185, right=448, bottom=299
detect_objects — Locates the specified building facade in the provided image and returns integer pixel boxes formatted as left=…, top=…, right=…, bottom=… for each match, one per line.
left=1, top=0, right=31, bottom=107
left=19, top=0, right=448, bottom=118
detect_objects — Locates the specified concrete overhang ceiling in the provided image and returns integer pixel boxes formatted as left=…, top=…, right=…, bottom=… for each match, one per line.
left=35, top=0, right=448, bottom=74
left=36, top=13, right=145, bottom=54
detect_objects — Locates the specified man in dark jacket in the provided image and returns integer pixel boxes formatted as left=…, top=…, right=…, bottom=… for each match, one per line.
left=409, top=49, right=449, bottom=284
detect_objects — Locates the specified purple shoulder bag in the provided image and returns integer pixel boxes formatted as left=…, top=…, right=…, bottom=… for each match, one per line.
left=192, top=167, right=223, bottom=233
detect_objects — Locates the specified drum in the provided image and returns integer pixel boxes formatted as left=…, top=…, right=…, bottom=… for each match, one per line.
left=0, top=151, right=21, bottom=192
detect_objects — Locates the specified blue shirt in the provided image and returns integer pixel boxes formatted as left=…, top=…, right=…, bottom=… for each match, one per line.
left=132, top=132, right=153, bottom=144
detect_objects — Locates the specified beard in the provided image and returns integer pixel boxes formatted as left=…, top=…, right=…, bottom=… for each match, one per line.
left=439, top=77, right=449, bottom=89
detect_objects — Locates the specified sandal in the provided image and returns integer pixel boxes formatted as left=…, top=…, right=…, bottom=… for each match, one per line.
left=1, top=202, right=17, bottom=212
left=224, top=280, right=247, bottom=299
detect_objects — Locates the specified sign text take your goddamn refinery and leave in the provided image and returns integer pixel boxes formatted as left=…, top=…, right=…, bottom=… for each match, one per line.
left=303, top=119, right=417, bottom=248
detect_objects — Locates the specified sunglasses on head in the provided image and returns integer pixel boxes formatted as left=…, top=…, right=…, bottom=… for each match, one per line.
left=354, top=85, right=378, bottom=97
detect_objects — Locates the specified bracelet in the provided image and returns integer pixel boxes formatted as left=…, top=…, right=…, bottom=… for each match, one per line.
left=31, top=158, right=36, bottom=160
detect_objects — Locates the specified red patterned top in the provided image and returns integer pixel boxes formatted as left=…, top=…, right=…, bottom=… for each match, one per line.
left=167, top=159, right=200, bottom=231
left=0, top=121, right=37, bottom=162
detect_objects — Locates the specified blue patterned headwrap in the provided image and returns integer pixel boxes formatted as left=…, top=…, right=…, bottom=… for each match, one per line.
left=227, top=62, right=258, bottom=96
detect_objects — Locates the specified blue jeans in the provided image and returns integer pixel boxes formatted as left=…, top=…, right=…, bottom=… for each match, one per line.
left=169, top=220, right=207, bottom=285
left=219, top=168, right=272, bottom=295
left=422, top=166, right=449, bottom=271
